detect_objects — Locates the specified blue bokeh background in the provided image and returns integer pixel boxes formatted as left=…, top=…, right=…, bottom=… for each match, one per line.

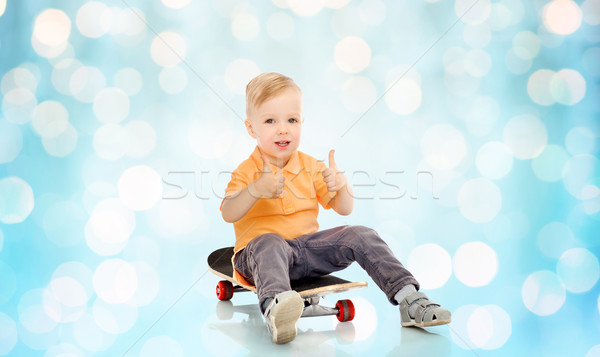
left=0, top=0, right=599, bottom=355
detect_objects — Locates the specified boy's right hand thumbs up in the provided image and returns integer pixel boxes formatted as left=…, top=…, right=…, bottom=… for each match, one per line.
left=261, top=155, right=273, bottom=173
left=249, top=155, right=285, bottom=198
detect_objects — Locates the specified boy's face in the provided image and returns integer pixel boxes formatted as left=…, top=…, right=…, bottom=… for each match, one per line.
left=245, top=88, right=303, bottom=168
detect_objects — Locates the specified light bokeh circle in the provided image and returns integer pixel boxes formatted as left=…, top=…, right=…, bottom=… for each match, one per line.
left=44, top=343, right=84, bottom=357
left=0, top=260, right=17, bottom=305
left=384, top=78, right=422, bottom=115
left=92, top=298, right=138, bottom=334
left=565, top=127, right=596, bottom=155
left=33, top=9, right=71, bottom=46
left=543, top=0, right=582, bottom=35
left=70, top=66, right=106, bottom=103
left=161, top=0, right=191, bottom=9
left=158, top=66, right=187, bottom=94
left=556, top=248, right=600, bottom=293
left=456, top=0, right=491, bottom=25
left=150, top=31, right=187, bottom=67
left=42, top=123, right=78, bottom=157
left=224, top=58, right=260, bottom=95
left=88, top=198, right=135, bottom=247
left=266, top=12, right=294, bottom=40
left=453, top=241, right=498, bottom=287
left=406, top=244, right=452, bottom=289
left=467, top=305, right=512, bottom=349
left=527, top=69, right=555, bottom=106
left=129, top=261, right=160, bottom=306
left=522, top=270, right=566, bottom=316
left=93, top=87, right=130, bottom=123
left=588, top=345, right=600, bottom=357
left=421, top=124, right=467, bottom=170
left=1, top=66, right=39, bottom=95
left=464, top=49, right=492, bottom=77
left=340, top=76, right=377, bottom=113
left=466, top=96, right=500, bottom=137
left=232, top=13, right=260, bottom=41
left=537, top=222, right=577, bottom=259
left=93, top=259, right=138, bottom=304
left=0, top=177, right=35, bottom=224
left=532, top=145, right=570, bottom=182
left=124, top=120, right=157, bottom=158
left=140, top=335, right=184, bottom=357
left=476, top=141, right=513, bottom=179
left=0, top=311, right=19, bottom=356
left=513, top=31, right=541, bottom=59
left=72, top=312, right=116, bottom=352
left=289, top=0, right=323, bottom=17
left=43, top=277, right=88, bottom=323
left=2, top=88, right=37, bottom=124
left=0, top=120, right=22, bottom=164
left=93, top=123, right=128, bottom=161
left=188, top=119, right=233, bottom=159
left=503, top=115, right=547, bottom=159
left=550, top=69, right=586, bottom=105
left=562, top=154, right=599, bottom=200
left=449, top=304, right=479, bottom=349
left=76, top=2, right=111, bottom=38
left=334, top=36, right=371, bottom=73
left=118, top=165, right=163, bottom=211
left=32, top=100, right=69, bottom=139
left=358, top=0, right=386, bottom=25
left=457, top=178, right=502, bottom=223
left=114, top=67, right=143, bottom=96
left=505, top=48, right=532, bottom=74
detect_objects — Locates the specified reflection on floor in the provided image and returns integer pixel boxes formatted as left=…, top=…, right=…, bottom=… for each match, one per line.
left=199, top=287, right=471, bottom=356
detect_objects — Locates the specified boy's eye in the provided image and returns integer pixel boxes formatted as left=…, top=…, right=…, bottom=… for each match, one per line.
left=265, top=119, right=274, bottom=123
left=289, top=118, right=297, bottom=123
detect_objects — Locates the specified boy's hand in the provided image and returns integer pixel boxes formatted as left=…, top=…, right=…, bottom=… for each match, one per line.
left=249, top=155, right=285, bottom=198
left=323, top=150, right=347, bottom=192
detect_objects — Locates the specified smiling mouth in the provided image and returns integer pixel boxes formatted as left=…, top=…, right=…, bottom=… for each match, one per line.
left=275, top=141, right=290, bottom=147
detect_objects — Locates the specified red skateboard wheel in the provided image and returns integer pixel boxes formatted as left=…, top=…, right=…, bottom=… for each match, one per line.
left=216, top=280, right=234, bottom=301
left=336, top=299, right=355, bottom=322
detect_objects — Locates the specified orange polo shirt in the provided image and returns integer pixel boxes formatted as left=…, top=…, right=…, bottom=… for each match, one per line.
left=221, top=146, right=336, bottom=253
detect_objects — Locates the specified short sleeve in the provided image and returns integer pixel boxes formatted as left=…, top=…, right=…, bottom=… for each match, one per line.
left=314, top=160, right=336, bottom=210
left=220, top=167, right=251, bottom=211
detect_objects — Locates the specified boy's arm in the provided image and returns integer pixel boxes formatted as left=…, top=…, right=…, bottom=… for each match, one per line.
left=221, top=155, right=284, bottom=223
left=220, top=184, right=259, bottom=223
left=322, top=150, right=354, bottom=216
left=329, top=180, right=353, bottom=216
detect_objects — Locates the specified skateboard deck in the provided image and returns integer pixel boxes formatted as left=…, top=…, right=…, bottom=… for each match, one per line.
left=207, top=247, right=368, bottom=299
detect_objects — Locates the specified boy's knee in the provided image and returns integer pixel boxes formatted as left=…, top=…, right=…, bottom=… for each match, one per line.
left=249, top=233, right=290, bottom=253
left=346, top=225, right=378, bottom=239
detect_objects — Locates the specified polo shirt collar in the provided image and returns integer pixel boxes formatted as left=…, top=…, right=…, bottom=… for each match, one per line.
left=251, top=146, right=300, bottom=174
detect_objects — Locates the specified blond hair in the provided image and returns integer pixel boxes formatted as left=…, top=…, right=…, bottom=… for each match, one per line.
left=246, top=72, right=301, bottom=116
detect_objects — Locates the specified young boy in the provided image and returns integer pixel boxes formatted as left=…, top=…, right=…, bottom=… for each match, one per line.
left=220, top=72, right=451, bottom=344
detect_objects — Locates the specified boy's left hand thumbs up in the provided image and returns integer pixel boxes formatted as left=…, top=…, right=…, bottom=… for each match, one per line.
left=323, top=149, right=347, bottom=192
left=328, top=149, right=337, bottom=169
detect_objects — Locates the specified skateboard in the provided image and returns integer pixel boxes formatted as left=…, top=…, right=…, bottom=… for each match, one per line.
left=207, top=247, right=368, bottom=322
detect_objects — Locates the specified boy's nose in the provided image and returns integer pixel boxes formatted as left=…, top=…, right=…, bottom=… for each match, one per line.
left=277, top=123, right=288, bottom=134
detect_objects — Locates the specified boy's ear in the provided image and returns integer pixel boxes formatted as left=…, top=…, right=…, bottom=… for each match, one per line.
left=245, top=119, right=257, bottom=139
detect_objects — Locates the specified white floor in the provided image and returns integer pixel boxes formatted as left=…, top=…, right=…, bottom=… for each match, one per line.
left=188, top=275, right=478, bottom=356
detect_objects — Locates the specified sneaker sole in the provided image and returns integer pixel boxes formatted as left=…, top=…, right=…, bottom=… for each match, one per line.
left=270, top=293, right=304, bottom=344
left=401, top=317, right=452, bottom=327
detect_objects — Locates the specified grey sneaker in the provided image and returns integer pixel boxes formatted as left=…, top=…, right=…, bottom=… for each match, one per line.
left=399, top=291, right=451, bottom=327
left=263, top=290, right=304, bottom=344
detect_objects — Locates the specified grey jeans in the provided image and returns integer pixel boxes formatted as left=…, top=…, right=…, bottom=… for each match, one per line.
left=233, top=225, right=420, bottom=310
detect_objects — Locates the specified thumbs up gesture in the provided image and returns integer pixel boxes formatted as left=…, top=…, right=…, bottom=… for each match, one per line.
left=322, top=150, right=347, bottom=192
left=249, top=155, right=285, bottom=198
